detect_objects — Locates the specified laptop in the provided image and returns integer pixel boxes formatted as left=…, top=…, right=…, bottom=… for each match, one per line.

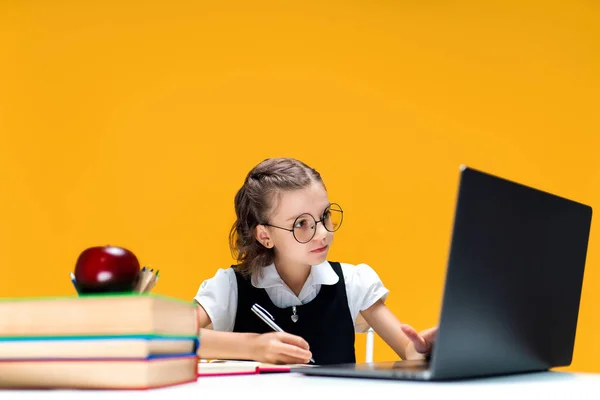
left=296, top=165, right=593, bottom=381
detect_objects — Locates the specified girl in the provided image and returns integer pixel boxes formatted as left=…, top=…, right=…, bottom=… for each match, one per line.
left=194, top=158, right=437, bottom=365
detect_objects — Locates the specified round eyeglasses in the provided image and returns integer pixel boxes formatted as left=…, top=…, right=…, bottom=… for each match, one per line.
left=262, top=203, right=344, bottom=244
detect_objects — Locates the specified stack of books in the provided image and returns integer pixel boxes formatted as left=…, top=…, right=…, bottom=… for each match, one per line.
left=0, top=293, right=199, bottom=389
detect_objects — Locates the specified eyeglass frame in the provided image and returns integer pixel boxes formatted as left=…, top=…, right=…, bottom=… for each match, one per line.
left=261, top=203, right=344, bottom=244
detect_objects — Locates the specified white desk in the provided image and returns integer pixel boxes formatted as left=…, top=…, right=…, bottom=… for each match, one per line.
left=1, top=371, right=599, bottom=399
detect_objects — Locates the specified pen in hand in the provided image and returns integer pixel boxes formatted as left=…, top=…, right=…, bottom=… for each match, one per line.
left=251, top=303, right=316, bottom=364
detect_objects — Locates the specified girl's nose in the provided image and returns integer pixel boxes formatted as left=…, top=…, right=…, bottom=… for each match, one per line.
left=313, top=221, right=328, bottom=241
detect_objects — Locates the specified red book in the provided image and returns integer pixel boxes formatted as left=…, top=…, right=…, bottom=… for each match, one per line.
left=0, top=355, right=198, bottom=389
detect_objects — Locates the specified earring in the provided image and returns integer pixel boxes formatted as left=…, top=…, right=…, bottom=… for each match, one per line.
left=265, top=241, right=271, bottom=248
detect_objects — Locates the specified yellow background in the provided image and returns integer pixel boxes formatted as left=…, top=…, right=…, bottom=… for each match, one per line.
left=0, top=0, right=598, bottom=372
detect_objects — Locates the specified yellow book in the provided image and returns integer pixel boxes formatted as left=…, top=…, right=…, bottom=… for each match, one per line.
left=0, top=293, right=198, bottom=337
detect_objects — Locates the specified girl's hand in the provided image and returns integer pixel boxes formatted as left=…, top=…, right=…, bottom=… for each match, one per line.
left=250, top=332, right=313, bottom=364
left=401, top=324, right=438, bottom=360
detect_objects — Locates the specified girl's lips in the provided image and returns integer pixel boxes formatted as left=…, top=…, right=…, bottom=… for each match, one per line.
left=311, top=246, right=328, bottom=253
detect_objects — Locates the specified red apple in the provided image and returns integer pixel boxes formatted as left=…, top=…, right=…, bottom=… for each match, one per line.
left=74, top=245, right=140, bottom=294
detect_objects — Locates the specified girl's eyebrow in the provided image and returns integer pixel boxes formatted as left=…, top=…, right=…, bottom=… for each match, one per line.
left=284, top=203, right=331, bottom=222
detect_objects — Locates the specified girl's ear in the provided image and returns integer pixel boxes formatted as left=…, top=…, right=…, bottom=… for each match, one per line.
left=255, top=225, right=273, bottom=249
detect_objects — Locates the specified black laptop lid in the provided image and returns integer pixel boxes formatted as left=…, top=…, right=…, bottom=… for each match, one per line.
left=430, top=166, right=592, bottom=379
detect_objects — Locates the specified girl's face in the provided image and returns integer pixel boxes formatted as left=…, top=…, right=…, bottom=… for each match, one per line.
left=259, top=182, right=334, bottom=268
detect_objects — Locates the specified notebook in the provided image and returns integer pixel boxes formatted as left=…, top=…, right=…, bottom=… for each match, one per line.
left=198, top=360, right=314, bottom=376
left=0, top=354, right=198, bottom=389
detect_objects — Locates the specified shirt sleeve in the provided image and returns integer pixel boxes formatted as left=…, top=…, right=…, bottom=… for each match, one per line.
left=193, top=268, right=238, bottom=332
left=342, top=263, right=390, bottom=333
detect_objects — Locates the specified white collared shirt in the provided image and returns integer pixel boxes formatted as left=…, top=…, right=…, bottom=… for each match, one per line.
left=194, top=261, right=389, bottom=333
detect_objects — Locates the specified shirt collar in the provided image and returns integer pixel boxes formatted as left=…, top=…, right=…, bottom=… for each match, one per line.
left=252, top=260, right=339, bottom=289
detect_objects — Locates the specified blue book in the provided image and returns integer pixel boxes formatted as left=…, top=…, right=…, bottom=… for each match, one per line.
left=0, top=335, right=199, bottom=360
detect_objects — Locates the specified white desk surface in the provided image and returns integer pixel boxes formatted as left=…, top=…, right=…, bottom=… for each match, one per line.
left=1, top=370, right=599, bottom=399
